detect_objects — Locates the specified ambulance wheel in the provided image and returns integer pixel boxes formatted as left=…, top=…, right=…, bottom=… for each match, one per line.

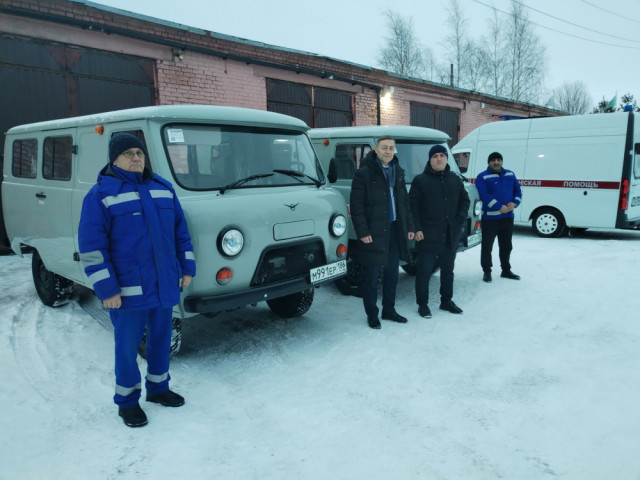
left=267, top=288, right=314, bottom=318
left=32, top=250, right=74, bottom=307
left=137, top=317, right=183, bottom=359
left=533, top=208, right=566, bottom=238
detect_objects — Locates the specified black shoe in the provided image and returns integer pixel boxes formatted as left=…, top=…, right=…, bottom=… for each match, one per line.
left=501, top=270, right=521, bottom=280
left=119, top=403, right=148, bottom=427
left=418, top=305, right=432, bottom=318
left=483, top=272, right=492, bottom=283
left=367, top=316, right=381, bottom=329
left=439, top=300, right=463, bottom=314
left=146, top=390, right=185, bottom=407
left=381, top=311, right=408, bottom=323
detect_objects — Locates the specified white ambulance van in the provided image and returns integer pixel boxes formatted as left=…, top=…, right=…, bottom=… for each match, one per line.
left=310, top=125, right=483, bottom=296
left=2, top=105, right=348, bottom=353
left=452, top=111, right=640, bottom=237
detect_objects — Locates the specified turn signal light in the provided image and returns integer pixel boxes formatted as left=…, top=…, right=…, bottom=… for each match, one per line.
left=337, top=244, right=348, bottom=259
left=216, top=268, right=233, bottom=285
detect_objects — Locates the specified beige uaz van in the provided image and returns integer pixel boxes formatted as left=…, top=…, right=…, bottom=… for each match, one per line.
left=2, top=105, right=348, bottom=353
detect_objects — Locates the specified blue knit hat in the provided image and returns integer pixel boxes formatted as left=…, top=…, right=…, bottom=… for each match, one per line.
left=109, top=133, right=146, bottom=164
left=429, top=144, right=448, bottom=159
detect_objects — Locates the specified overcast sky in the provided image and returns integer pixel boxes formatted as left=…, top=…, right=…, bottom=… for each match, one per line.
left=90, top=0, right=640, bottom=107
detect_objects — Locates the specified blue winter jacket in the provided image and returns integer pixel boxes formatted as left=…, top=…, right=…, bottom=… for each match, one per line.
left=475, top=167, right=523, bottom=220
left=78, top=164, right=196, bottom=310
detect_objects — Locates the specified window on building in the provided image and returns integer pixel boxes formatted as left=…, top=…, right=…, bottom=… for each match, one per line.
left=410, top=102, right=460, bottom=147
left=12, top=139, right=38, bottom=178
left=43, top=136, right=73, bottom=180
left=266, top=79, right=353, bottom=128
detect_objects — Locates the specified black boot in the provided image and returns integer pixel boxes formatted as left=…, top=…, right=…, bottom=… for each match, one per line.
left=501, top=270, right=520, bottom=280
left=119, top=403, right=148, bottom=427
left=147, top=390, right=185, bottom=407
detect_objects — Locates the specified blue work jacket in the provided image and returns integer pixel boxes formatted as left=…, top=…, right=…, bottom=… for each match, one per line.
left=78, top=164, right=196, bottom=310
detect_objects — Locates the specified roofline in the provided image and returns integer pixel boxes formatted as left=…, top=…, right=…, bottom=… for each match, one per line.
left=7, top=105, right=311, bottom=133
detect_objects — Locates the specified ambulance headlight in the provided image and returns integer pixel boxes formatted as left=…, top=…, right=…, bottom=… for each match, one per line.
left=330, top=214, right=347, bottom=237
left=218, top=228, right=244, bottom=257
left=474, top=200, right=483, bottom=217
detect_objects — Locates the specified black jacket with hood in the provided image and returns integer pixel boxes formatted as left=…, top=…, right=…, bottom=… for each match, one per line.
left=349, top=150, right=415, bottom=266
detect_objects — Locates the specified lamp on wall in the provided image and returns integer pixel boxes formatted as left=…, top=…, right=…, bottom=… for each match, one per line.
left=381, top=85, right=395, bottom=99
left=172, top=48, right=184, bottom=61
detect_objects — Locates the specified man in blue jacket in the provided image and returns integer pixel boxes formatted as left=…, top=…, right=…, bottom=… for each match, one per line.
left=78, top=133, right=196, bottom=427
left=475, top=151, right=522, bottom=283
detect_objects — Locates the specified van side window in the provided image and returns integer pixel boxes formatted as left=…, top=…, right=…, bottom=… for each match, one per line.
left=12, top=139, right=38, bottom=178
left=43, top=136, right=73, bottom=181
left=329, top=144, right=370, bottom=180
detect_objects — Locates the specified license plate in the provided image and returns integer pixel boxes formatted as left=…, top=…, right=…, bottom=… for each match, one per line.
left=467, top=232, right=482, bottom=247
left=310, top=260, right=347, bottom=284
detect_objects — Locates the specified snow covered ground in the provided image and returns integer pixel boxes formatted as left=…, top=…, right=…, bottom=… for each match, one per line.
left=1, top=226, right=640, bottom=480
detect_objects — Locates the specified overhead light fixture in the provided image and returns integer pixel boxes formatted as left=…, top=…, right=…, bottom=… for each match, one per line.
left=172, top=48, right=184, bottom=61
left=381, top=86, right=395, bottom=99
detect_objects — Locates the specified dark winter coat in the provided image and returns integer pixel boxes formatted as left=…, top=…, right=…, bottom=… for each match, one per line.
left=409, top=162, right=470, bottom=254
left=78, top=164, right=196, bottom=310
left=349, top=151, right=415, bottom=266
left=475, top=167, right=522, bottom=220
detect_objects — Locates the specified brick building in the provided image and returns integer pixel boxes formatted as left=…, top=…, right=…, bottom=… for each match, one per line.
left=0, top=0, right=558, bottom=150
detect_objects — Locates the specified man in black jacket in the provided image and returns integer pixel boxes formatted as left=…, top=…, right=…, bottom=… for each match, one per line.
left=350, top=136, right=415, bottom=329
left=409, top=145, right=470, bottom=317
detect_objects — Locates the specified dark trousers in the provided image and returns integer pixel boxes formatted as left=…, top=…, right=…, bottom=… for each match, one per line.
left=362, top=222, right=400, bottom=318
left=110, top=306, right=173, bottom=407
left=480, top=217, right=514, bottom=273
left=415, top=247, right=457, bottom=307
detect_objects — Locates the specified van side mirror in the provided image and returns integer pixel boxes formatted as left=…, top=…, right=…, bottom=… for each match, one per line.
left=327, top=158, right=338, bottom=183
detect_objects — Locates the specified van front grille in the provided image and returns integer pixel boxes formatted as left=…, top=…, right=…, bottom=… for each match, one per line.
left=251, top=239, right=326, bottom=287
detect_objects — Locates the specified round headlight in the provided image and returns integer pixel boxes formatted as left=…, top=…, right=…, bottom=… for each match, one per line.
left=474, top=200, right=483, bottom=217
left=330, top=214, right=347, bottom=237
left=219, top=228, right=244, bottom=257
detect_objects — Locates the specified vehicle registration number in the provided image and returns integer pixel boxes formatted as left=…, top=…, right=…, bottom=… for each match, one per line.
left=310, top=260, right=347, bottom=284
left=467, top=232, right=482, bottom=247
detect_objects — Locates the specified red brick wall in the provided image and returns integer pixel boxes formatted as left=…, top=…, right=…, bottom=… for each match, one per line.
left=2, top=0, right=560, bottom=133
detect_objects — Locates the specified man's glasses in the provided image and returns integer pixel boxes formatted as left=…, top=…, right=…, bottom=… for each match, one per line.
left=121, top=150, right=145, bottom=159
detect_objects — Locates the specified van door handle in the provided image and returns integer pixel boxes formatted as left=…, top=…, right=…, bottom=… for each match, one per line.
left=36, top=192, right=46, bottom=199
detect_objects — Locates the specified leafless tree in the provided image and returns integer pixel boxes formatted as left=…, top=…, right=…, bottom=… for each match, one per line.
left=552, top=81, right=592, bottom=114
left=377, top=10, right=425, bottom=78
left=504, top=1, right=546, bottom=103
left=445, top=0, right=466, bottom=87
left=483, top=8, right=508, bottom=97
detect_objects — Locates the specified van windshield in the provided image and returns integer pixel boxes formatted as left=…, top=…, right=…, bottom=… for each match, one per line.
left=163, top=125, right=323, bottom=190
left=395, top=142, right=461, bottom=184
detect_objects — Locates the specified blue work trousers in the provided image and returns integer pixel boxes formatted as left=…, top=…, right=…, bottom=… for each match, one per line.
left=110, top=307, right=172, bottom=407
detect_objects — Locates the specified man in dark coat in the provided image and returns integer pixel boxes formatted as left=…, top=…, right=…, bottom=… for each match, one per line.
left=350, top=135, right=415, bottom=329
left=409, top=145, right=470, bottom=317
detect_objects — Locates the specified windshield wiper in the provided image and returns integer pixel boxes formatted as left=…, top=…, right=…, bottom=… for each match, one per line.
left=219, top=173, right=273, bottom=194
left=273, top=169, right=321, bottom=188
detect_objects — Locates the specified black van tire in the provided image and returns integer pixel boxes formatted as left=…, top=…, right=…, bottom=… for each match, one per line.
left=267, top=288, right=314, bottom=318
left=533, top=208, right=567, bottom=238
left=32, top=250, right=74, bottom=306
left=138, top=317, right=183, bottom=359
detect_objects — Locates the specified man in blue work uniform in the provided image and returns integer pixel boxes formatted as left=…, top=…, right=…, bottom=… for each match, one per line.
left=79, top=133, right=196, bottom=427
left=475, top=151, right=522, bottom=283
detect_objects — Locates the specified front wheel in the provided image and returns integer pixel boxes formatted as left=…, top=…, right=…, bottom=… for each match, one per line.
left=32, top=251, right=74, bottom=306
left=138, top=317, right=183, bottom=359
left=532, top=208, right=567, bottom=238
left=267, top=288, right=314, bottom=318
